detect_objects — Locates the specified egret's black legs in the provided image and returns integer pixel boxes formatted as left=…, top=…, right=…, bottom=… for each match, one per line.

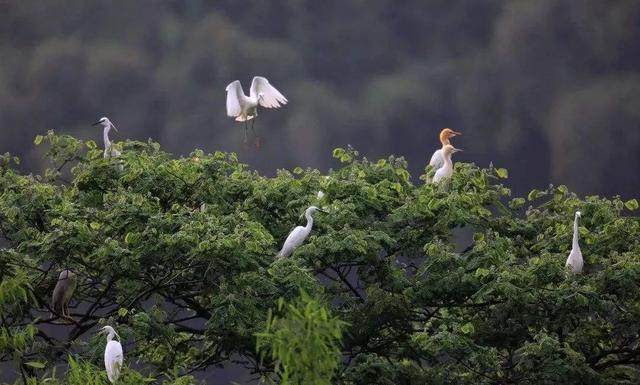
left=243, top=121, right=249, bottom=145
left=250, top=118, right=261, bottom=149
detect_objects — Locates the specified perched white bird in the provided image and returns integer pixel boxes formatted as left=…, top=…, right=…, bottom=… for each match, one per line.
left=101, top=326, right=123, bottom=384
left=277, top=206, right=326, bottom=258
left=432, top=144, right=463, bottom=184
left=51, top=269, right=77, bottom=319
left=429, top=128, right=462, bottom=169
left=317, top=191, right=325, bottom=200
left=565, top=211, right=584, bottom=274
left=225, top=76, right=287, bottom=142
left=93, top=116, right=121, bottom=158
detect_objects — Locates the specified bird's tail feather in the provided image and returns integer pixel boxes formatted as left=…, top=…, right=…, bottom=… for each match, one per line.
left=235, top=115, right=256, bottom=122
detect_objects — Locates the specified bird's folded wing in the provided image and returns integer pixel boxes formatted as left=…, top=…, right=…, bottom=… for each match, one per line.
left=225, top=80, right=243, bottom=117
left=429, top=149, right=443, bottom=168
left=251, top=76, right=288, bottom=108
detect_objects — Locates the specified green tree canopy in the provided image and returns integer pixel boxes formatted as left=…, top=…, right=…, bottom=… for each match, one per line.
left=0, top=133, right=639, bottom=384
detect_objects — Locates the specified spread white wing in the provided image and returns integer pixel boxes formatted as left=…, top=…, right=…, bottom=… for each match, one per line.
left=250, top=76, right=288, bottom=108
left=225, top=80, right=244, bottom=117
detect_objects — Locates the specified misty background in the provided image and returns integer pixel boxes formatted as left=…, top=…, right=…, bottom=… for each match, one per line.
left=1, top=0, right=639, bottom=197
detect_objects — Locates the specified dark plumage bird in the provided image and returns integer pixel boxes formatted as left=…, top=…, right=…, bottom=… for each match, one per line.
left=51, top=269, right=77, bottom=319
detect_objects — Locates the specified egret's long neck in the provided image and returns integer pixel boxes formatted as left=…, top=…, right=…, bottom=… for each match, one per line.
left=443, top=152, right=453, bottom=169
left=106, top=331, right=115, bottom=342
left=440, top=137, right=450, bottom=147
left=304, top=211, right=314, bottom=231
left=103, top=126, right=112, bottom=149
left=572, top=215, right=580, bottom=249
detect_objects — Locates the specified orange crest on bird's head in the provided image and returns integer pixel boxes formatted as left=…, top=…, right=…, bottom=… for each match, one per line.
left=439, top=128, right=462, bottom=145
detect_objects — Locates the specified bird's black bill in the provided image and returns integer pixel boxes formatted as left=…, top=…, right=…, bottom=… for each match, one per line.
left=92, top=121, right=101, bottom=126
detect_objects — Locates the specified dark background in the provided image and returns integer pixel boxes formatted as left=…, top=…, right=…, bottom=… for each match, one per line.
left=1, top=1, right=639, bottom=197
left=0, top=1, right=639, bottom=382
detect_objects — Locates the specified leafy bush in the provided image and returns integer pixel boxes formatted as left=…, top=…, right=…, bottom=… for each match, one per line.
left=0, top=133, right=639, bottom=384
left=257, top=292, right=347, bottom=385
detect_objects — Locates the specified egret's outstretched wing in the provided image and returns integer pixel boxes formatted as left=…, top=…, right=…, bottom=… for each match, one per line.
left=105, top=341, right=123, bottom=383
left=250, top=76, right=288, bottom=108
left=225, top=80, right=243, bottom=117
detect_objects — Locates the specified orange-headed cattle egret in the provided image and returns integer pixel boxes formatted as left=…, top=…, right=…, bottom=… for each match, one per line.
left=429, top=128, right=462, bottom=169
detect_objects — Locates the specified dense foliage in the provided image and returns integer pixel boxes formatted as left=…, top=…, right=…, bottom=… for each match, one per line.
left=1, top=133, right=639, bottom=384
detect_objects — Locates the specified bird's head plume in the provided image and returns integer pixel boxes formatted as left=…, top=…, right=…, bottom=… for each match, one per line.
left=439, top=128, right=462, bottom=145
left=100, top=325, right=120, bottom=340
left=92, top=116, right=117, bottom=131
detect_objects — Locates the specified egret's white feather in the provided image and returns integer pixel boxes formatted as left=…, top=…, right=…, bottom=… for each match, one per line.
left=565, top=211, right=584, bottom=274
left=429, top=149, right=444, bottom=169
left=101, top=326, right=123, bottom=384
left=225, top=80, right=244, bottom=118
left=250, top=76, right=288, bottom=109
left=432, top=145, right=461, bottom=184
left=105, top=340, right=123, bottom=383
left=277, top=206, right=322, bottom=258
left=278, top=225, right=308, bottom=258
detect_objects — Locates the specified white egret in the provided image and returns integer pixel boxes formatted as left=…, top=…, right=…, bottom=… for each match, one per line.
left=565, top=211, right=584, bottom=274
left=225, top=76, right=287, bottom=144
left=277, top=206, right=326, bottom=258
left=100, top=326, right=123, bottom=383
left=317, top=191, right=325, bottom=200
left=92, top=117, right=121, bottom=158
left=429, top=128, right=462, bottom=169
left=51, top=269, right=77, bottom=319
left=432, top=144, right=463, bottom=184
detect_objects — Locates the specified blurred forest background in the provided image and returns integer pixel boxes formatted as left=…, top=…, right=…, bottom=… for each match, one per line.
left=0, top=0, right=639, bottom=197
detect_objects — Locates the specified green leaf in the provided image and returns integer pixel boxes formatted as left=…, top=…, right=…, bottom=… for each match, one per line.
left=509, top=197, right=525, bottom=209
left=25, top=361, right=46, bottom=369
left=125, top=232, right=135, bottom=244
left=461, top=322, right=475, bottom=335
left=496, top=168, right=508, bottom=179
left=89, top=222, right=101, bottom=230
left=625, top=199, right=639, bottom=211
left=528, top=189, right=543, bottom=201
left=118, top=308, right=129, bottom=317
left=34, top=135, right=44, bottom=145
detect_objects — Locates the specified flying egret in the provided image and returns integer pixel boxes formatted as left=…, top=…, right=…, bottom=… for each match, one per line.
left=100, top=326, right=123, bottom=384
left=432, top=144, right=463, bottom=184
left=565, top=211, right=584, bottom=274
left=51, top=269, right=77, bottom=320
left=225, top=76, right=288, bottom=145
left=92, top=117, right=121, bottom=158
left=277, top=206, right=327, bottom=258
left=429, top=128, right=462, bottom=169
